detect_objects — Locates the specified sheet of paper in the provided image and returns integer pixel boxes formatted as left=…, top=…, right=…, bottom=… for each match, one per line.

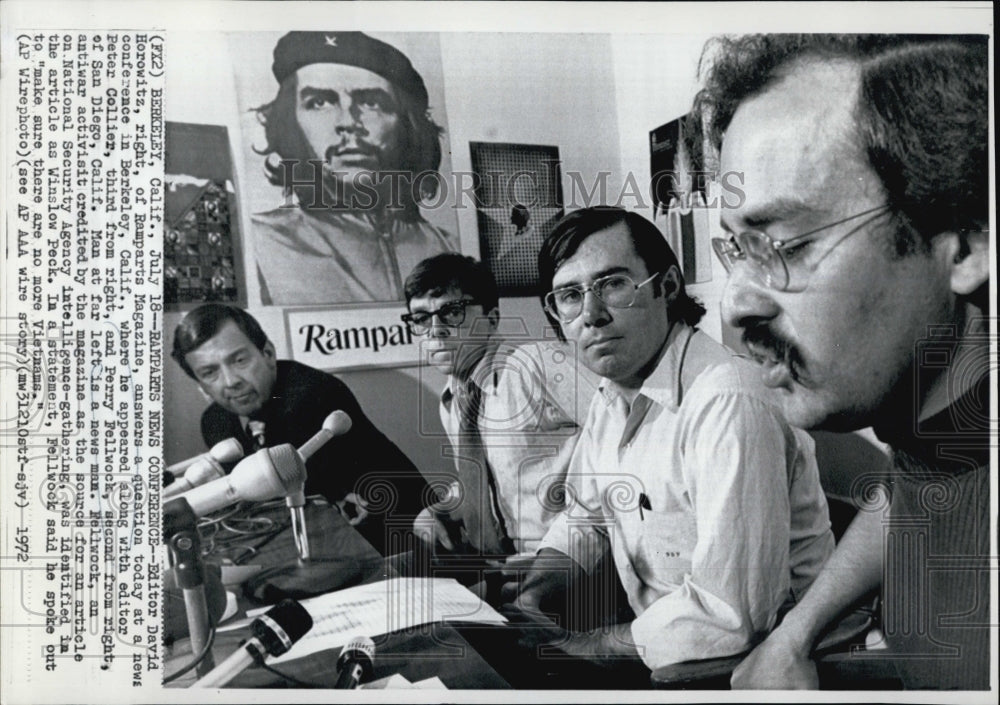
left=362, top=673, right=413, bottom=689
left=412, top=676, right=448, bottom=689
left=247, top=577, right=507, bottom=664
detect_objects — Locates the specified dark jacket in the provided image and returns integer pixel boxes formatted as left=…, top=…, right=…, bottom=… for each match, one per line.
left=201, top=360, right=428, bottom=553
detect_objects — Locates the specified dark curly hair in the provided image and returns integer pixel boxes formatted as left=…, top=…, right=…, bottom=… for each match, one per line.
left=404, top=253, right=499, bottom=315
left=538, top=207, right=706, bottom=341
left=253, top=73, right=445, bottom=219
left=694, top=34, right=988, bottom=254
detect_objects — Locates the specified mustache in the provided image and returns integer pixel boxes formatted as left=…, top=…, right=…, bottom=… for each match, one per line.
left=741, top=324, right=803, bottom=376
left=324, top=142, right=378, bottom=161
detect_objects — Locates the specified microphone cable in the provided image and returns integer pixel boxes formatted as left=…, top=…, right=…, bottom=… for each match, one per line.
left=162, top=616, right=216, bottom=685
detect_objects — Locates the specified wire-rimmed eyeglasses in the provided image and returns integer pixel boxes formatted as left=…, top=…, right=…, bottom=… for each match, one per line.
left=711, top=204, right=892, bottom=291
left=544, top=272, right=661, bottom=323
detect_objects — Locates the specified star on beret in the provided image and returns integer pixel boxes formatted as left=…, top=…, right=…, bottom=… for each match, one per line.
left=325, top=35, right=337, bottom=47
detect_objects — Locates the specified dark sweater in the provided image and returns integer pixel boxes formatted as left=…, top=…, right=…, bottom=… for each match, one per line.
left=880, top=375, right=990, bottom=689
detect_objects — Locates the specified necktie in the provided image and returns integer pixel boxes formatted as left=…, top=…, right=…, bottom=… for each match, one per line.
left=246, top=420, right=266, bottom=452
left=447, top=380, right=513, bottom=556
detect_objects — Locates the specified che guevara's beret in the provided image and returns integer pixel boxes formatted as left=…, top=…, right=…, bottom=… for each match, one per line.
left=271, top=31, right=429, bottom=110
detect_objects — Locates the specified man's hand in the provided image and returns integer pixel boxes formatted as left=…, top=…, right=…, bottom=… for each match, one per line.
left=503, top=605, right=638, bottom=666
left=730, top=630, right=818, bottom=689
left=412, top=505, right=461, bottom=551
left=334, top=492, right=369, bottom=527
left=500, top=548, right=582, bottom=621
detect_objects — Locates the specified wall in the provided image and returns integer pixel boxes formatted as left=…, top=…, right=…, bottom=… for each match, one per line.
left=611, top=33, right=727, bottom=343
left=163, top=31, right=622, bottom=470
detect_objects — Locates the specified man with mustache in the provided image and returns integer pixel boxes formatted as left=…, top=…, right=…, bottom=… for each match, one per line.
left=170, top=303, right=428, bottom=554
left=508, top=207, right=834, bottom=673
left=696, top=35, right=990, bottom=689
left=251, top=31, right=454, bottom=305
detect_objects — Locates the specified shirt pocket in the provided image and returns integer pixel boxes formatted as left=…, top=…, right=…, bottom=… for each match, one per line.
left=628, top=506, right=697, bottom=603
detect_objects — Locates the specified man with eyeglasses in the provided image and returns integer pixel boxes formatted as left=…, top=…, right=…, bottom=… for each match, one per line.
left=401, top=252, right=594, bottom=572
left=507, top=206, right=834, bottom=673
left=696, top=35, right=990, bottom=689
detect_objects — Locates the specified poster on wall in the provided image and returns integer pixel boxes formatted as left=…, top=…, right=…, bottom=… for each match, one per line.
left=470, top=142, right=564, bottom=297
left=650, top=114, right=713, bottom=284
left=228, top=31, right=461, bottom=311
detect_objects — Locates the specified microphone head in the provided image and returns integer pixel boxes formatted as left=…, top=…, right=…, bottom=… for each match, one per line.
left=225, top=444, right=306, bottom=504
left=337, top=635, right=375, bottom=671
left=251, top=599, right=313, bottom=657
left=324, top=410, right=352, bottom=436
left=264, top=444, right=307, bottom=488
left=185, top=456, right=226, bottom=487
left=209, top=437, right=245, bottom=464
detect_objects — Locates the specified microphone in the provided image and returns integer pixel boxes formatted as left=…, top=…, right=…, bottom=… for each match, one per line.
left=334, top=635, right=375, bottom=689
left=164, top=455, right=228, bottom=499
left=166, top=438, right=244, bottom=476
left=287, top=411, right=353, bottom=560
left=192, top=599, right=313, bottom=688
left=177, top=444, right=306, bottom=518
left=297, top=410, right=352, bottom=461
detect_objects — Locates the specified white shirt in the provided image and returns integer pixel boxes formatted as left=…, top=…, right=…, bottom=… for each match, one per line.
left=441, top=341, right=599, bottom=554
left=539, top=323, right=834, bottom=668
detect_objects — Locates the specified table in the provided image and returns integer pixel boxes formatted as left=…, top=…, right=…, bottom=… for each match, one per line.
left=163, top=499, right=510, bottom=689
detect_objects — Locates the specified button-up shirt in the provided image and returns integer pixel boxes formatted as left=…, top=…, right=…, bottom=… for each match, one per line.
left=540, top=323, right=834, bottom=668
left=441, top=341, right=598, bottom=554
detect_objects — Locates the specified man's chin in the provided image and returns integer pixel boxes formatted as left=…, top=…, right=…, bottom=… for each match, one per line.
left=222, top=398, right=263, bottom=417
left=315, top=172, right=387, bottom=210
left=776, top=388, right=867, bottom=433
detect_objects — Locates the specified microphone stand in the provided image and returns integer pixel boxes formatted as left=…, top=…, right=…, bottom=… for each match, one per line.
left=164, top=498, right=216, bottom=677
left=287, top=488, right=311, bottom=561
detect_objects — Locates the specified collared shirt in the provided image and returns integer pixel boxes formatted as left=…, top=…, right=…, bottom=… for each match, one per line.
left=253, top=207, right=455, bottom=304
left=539, top=323, right=834, bottom=669
left=441, top=341, right=598, bottom=554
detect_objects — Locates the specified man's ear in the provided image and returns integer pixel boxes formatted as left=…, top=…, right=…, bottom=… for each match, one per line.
left=485, top=307, right=501, bottom=333
left=262, top=340, right=278, bottom=367
left=661, top=266, right=682, bottom=302
left=947, top=228, right=989, bottom=296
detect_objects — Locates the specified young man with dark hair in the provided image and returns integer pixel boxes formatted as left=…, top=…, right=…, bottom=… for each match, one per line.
left=696, top=34, right=990, bottom=690
left=171, top=303, right=428, bottom=553
left=251, top=31, right=455, bottom=304
left=401, top=253, right=591, bottom=562
left=510, top=207, right=834, bottom=672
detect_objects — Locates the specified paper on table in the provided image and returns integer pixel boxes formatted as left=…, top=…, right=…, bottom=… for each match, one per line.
left=249, top=577, right=507, bottom=664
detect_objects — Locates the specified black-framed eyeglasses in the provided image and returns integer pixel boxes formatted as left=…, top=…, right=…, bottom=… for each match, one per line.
left=401, top=299, right=478, bottom=335
left=711, top=204, right=892, bottom=291
left=544, top=272, right=661, bottom=323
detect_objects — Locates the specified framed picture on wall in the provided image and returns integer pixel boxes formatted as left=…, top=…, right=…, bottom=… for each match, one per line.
left=470, top=142, right=565, bottom=297
left=164, top=122, right=247, bottom=309
left=650, top=113, right=712, bottom=284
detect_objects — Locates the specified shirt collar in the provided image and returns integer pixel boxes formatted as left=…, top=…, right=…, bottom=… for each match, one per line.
left=443, top=343, right=500, bottom=401
left=599, top=322, right=694, bottom=413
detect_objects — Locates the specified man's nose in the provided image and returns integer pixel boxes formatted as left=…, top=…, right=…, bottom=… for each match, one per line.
left=720, top=265, right=780, bottom=330
left=580, top=289, right=611, bottom=327
left=334, top=98, right=366, bottom=134
left=219, top=365, right=242, bottom=388
left=428, top=317, right=452, bottom=338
